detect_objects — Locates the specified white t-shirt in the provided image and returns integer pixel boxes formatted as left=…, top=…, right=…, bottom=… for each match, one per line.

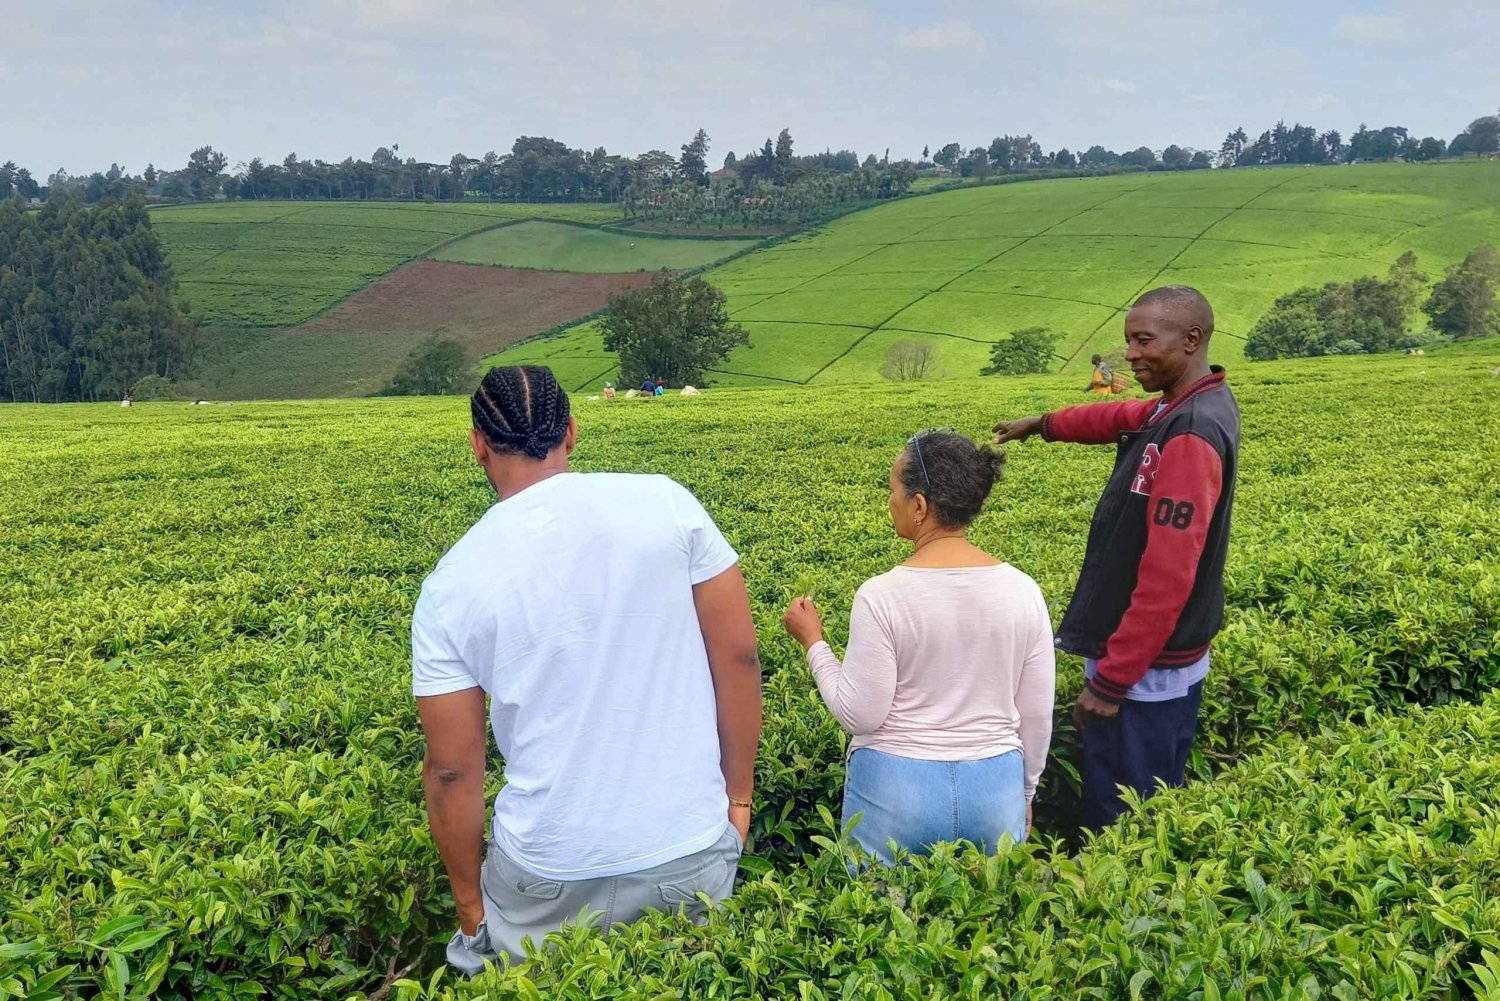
left=411, top=472, right=739, bottom=880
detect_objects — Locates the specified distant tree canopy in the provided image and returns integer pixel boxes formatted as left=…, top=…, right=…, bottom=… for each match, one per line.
left=982, top=327, right=1057, bottom=376
left=0, top=196, right=195, bottom=403
left=599, top=271, right=748, bottom=387
left=1244, top=252, right=1435, bottom=360
left=380, top=336, right=469, bottom=396
left=1423, top=245, right=1500, bottom=341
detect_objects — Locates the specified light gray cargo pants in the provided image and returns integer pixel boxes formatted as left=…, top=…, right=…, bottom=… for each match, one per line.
left=446, top=826, right=743, bottom=974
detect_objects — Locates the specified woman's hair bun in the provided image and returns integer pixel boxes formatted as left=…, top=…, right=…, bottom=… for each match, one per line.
left=981, top=445, right=1007, bottom=485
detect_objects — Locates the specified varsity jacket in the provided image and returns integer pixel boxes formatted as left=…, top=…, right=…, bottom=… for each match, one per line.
left=1041, top=367, right=1240, bottom=703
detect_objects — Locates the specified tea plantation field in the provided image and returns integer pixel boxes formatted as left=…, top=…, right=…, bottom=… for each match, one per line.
left=3, top=348, right=1498, bottom=998
left=152, top=201, right=624, bottom=327
left=496, top=160, right=1500, bottom=390
left=427, top=220, right=756, bottom=272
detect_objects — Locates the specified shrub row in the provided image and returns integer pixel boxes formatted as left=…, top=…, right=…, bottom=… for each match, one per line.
left=1, top=352, right=1496, bottom=998
left=401, top=692, right=1500, bottom=999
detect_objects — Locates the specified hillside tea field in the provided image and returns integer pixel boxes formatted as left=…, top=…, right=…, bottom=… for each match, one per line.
left=498, top=161, right=1500, bottom=390
left=427, top=220, right=757, bottom=272
left=2, top=348, right=1499, bottom=998
left=152, top=201, right=624, bottom=327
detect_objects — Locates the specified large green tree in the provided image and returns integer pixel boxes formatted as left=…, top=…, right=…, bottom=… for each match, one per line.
left=380, top=337, right=468, bottom=395
left=600, top=271, right=749, bottom=386
left=0, top=196, right=196, bottom=402
left=1245, top=254, right=1429, bottom=359
left=1423, top=245, right=1500, bottom=340
left=679, top=129, right=710, bottom=186
left=982, top=327, right=1056, bottom=375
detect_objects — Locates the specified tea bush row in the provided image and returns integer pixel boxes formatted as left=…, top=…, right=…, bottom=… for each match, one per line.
left=404, top=690, right=1500, bottom=1000
left=1, top=350, right=1497, bottom=997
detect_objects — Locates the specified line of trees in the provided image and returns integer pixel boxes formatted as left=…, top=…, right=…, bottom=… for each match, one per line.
left=9, top=128, right=916, bottom=230
left=922, top=110, right=1498, bottom=178
left=0, top=197, right=196, bottom=403
left=1244, top=246, right=1499, bottom=359
left=1217, top=115, right=1498, bottom=168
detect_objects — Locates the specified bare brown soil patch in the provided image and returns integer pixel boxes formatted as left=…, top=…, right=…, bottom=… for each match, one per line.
left=300, top=260, right=658, bottom=354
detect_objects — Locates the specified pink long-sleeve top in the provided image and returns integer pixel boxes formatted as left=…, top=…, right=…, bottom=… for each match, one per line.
left=806, top=563, right=1057, bottom=801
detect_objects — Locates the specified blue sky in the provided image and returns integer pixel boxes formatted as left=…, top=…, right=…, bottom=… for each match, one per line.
left=3, top=0, right=1496, bottom=177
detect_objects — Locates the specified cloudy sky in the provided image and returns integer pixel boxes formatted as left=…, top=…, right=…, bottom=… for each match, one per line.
left=4, top=0, right=1496, bottom=176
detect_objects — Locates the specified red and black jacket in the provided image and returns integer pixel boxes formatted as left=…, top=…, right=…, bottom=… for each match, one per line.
left=1041, top=368, right=1240, bottom=703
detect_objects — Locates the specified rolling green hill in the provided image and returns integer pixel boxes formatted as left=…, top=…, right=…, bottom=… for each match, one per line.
left=153, top=200, right=624, bottom=327
left=428, top=220, right=756, bottom=272
left=493, top=161, right=1500, bottom=390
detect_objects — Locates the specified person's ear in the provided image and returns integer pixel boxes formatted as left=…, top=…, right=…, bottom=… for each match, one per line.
left=912, top=491, right=929, bottom=525
left=563, top=415, right=578, bottom=456
left=1183, top=324, right=1204, bottom=355
left=469, top=428, right=487, bottom=465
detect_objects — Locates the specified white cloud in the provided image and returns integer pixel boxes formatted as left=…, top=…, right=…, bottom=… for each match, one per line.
left=897, top=19, right=983, bottom=53
left=1336, top=13, right=1405, bottom=45
left=1105, top=79, right=1137, bottom=94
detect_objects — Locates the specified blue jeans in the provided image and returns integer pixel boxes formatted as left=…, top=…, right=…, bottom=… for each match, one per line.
left=1081, top=680, right=1204, bottom=830
left=842, top=747, right=1026, bottom=865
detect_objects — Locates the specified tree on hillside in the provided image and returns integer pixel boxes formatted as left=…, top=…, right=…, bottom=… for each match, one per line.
left=1054, top=147, right=1077, bottom=168
left=1080, top=145, right=1118, bottom=167
left=774, top=128, right=796, bottom=183
left=1162, top=145, right=1191, bottom=168
left=921, top=144, right=930, bottom=162
left=1411, top=137, right=1448, bottom=161
left=1218, top=127, right=1248, bottom=167
left=1245, top=257, right=1426, bottom=360
left=600, top=271, right=748, bottom=386
left=186, top=145, right=228, bottom=199
left=679, top=129, right=710, bottom=186
left=1321, top=130, right=1344, bottom=160
left=380, top=336, right=469, bottom=395
left=982, top=327, right=1056, bottom=375
left=934, top=143, right=962, bottom=168
left=0, top=196, right=196, bottom=402
left=881, top=341, right=940, bottom=381
left=1387, top=251, right=1429, bottom=324
left=722, top=151, right=737, bottom=171
left=1466, top=116, right=1500, bottom=154
left=1423, top=245, right=1500, bottom=340
left=1121, top=146, right=1157, bottom=168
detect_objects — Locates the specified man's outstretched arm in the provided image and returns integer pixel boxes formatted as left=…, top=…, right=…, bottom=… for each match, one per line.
left=418, top=688, right=489, bottom=935
left=693, top=564, right=763, bottom=842
left=995, top=398, right=1158, bottom=446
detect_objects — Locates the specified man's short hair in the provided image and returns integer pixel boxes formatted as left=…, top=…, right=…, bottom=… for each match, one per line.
left=1132, top=285, right=1214, bottom=339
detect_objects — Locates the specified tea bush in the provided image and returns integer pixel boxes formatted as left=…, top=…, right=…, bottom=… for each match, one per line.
left=412, top=691, right=1500, bottom=1000
left=1, top=347, right=1497, bottom=998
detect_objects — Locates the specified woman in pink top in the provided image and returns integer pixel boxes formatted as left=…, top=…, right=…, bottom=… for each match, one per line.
left=783, top=429, right=1056, bottom=863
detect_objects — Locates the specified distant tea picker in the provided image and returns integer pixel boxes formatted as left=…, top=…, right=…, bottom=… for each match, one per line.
left=1087, top=355, right=1130, bottom=396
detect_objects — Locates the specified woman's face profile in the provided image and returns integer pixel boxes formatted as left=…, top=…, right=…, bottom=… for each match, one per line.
left=888, top=454, right=921, bottom=540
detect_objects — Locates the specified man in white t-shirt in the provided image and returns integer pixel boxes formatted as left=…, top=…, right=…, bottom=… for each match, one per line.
left=413, top=365, right=763, bottom=973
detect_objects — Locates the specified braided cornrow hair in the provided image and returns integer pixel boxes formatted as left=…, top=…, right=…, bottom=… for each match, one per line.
left=470, top=365, right=571, bottom=460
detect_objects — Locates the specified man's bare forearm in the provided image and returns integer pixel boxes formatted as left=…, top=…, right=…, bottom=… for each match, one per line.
left=714, top=652, right=763, bottom=801
left=423, top=763, right=487, bottom=933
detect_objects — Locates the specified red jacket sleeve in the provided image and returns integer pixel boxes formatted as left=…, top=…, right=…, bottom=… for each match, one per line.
left=1088, top=432, right=1224, bottom=703
left=1043, top=398, right=1157, bottom=444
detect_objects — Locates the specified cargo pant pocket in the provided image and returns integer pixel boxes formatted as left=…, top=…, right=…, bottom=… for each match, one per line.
left=482, top=841, right=566, bottom=929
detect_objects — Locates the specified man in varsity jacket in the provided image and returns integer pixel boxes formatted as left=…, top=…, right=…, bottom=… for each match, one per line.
left=994, top=285, right=1239, bottom=829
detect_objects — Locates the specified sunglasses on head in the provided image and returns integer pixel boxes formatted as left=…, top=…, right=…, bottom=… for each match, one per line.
left=906, top=426, right=958, bottom=490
